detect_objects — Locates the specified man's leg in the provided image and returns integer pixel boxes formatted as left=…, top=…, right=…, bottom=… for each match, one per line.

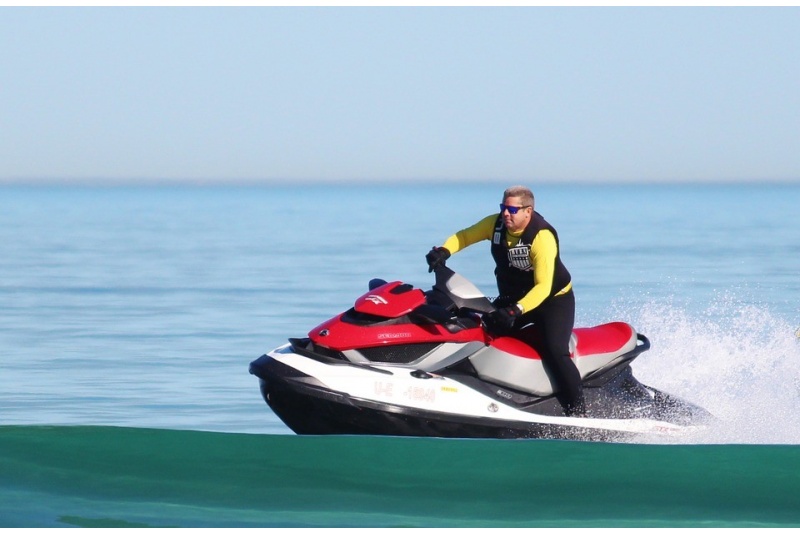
left=525, top=292, right=585, bottom=415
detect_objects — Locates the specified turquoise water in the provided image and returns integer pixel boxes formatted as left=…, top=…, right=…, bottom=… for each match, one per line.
left=1, top=183, right=799, bottom=526
left=3, top=425, right=800, bottom=527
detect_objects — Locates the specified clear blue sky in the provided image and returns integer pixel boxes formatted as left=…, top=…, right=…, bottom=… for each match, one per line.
left=2, top=6, right=799, bottom=184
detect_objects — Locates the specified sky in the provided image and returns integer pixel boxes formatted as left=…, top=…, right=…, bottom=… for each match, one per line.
left=1, top=6, right=799, bottom=184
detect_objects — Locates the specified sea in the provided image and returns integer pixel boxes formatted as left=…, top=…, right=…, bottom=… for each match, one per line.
left=1, top=181, right=799, bottom=527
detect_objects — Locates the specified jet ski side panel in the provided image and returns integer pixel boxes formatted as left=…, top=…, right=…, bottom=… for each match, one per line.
left=469, top=342, right=557, bottom=396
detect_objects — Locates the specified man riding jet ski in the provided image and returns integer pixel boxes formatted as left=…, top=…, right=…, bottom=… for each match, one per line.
left=249, top=266, right=712, bottom=441
left=426, top=185, right=584, bottom=416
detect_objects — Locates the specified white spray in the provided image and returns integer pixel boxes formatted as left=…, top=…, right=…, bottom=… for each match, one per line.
left=622, top=298, right=800, bottom=444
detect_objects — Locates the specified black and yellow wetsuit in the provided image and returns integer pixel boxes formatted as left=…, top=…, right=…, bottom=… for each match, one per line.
left=440, top=211, right=585, bottom=415
left=442, top=212, right=571, bottom=312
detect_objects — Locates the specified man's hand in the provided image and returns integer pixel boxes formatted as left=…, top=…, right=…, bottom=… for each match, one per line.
left=425, top=247, right=450, bottom=273
left=487, top=305, right=521, bottom=329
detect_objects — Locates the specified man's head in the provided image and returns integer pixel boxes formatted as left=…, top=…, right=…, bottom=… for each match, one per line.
left=500, top=185, right=534, bottom=233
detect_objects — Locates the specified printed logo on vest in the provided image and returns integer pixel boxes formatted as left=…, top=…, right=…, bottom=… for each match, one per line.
left=493, top=231, right=501, bottom=245
left=508, top=245, right=532, bottom=271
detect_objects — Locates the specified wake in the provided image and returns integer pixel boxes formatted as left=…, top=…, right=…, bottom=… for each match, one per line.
left=621, top=298, right=800, bottom=444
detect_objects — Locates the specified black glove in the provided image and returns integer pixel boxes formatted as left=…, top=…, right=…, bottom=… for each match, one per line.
left=487, top=305, right=521, bottom=329
left=425, top=247, right=450, bottom=273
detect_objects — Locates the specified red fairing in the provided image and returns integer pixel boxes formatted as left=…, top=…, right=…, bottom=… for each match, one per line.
left=353, top=281, right=426, bottom=318
left=309, top=313, right=486, bottom=351
left=309, top=280, right=487, bottom=351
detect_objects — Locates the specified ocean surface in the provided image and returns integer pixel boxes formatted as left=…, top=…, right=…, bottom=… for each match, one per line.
left=1, top=182, right=799, bottom=527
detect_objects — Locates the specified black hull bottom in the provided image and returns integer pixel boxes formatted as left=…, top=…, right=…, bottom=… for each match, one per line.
left=252, top=355, right=711, bottom=442
left=261, top=378, right=620, bottom=441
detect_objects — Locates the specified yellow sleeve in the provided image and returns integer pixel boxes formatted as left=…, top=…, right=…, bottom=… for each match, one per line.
left=441, top=214, right=497, bottom=254
left=517, top=229, right=558, bottom=313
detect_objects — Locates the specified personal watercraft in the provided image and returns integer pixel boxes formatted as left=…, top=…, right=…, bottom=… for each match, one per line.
left=249, top=266, right=711, bottom=441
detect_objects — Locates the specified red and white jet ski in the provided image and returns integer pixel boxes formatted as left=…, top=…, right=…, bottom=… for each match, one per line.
left=249, top=266, right=711, bottom=441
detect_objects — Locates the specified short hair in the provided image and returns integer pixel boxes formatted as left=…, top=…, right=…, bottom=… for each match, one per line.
left=503, top=185, right=534, bottom=208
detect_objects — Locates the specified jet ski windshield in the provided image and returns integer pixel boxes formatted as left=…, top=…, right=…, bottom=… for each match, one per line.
left=433, top=266, right=496, bottom=314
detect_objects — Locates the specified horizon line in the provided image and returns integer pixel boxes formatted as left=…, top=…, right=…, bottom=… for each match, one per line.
left=2, top=176, right=799, bottom=187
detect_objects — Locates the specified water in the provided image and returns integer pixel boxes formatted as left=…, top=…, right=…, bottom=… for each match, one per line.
left=1, top=182, right=799, bottom=526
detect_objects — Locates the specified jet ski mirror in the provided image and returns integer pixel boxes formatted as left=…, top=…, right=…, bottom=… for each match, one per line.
left=368, top=278, right=388, bottom=290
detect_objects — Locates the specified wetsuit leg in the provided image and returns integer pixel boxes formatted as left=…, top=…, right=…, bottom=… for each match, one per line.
left=517, top=291, right=585, bottom=415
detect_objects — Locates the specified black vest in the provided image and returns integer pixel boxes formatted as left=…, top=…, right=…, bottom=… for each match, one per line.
left=490, top=212, right=572, bottom=302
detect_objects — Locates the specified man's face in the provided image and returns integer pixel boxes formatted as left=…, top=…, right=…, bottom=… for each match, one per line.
left=500, top=195, right=532, bottom=233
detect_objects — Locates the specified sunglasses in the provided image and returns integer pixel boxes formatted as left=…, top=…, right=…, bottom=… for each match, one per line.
left=499, top=204, right=530, bottom=215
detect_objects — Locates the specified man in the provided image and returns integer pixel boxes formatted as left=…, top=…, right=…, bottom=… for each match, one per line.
left=425, top=185, right=585, bottom=416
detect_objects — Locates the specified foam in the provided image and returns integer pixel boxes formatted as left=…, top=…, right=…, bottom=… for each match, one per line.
left=620, top=297, right=800, bottom=444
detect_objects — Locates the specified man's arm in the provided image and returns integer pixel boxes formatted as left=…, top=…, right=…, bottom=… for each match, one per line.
left=517, top=229, right=558, bottom=313
left=441, top=214, right=497, bottom=254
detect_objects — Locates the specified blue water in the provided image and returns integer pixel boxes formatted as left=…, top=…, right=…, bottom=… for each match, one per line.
left=1, top=182, right=799, bottom=526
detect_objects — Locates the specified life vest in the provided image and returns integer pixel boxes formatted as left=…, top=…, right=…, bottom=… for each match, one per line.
left=490, top=212, right=572, bottom=302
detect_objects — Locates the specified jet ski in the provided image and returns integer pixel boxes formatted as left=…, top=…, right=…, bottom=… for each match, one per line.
left=249, top=266, right=712, bottom=441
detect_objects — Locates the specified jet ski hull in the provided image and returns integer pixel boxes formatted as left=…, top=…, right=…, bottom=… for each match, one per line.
left=250, top=347, right=710, bottom=442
